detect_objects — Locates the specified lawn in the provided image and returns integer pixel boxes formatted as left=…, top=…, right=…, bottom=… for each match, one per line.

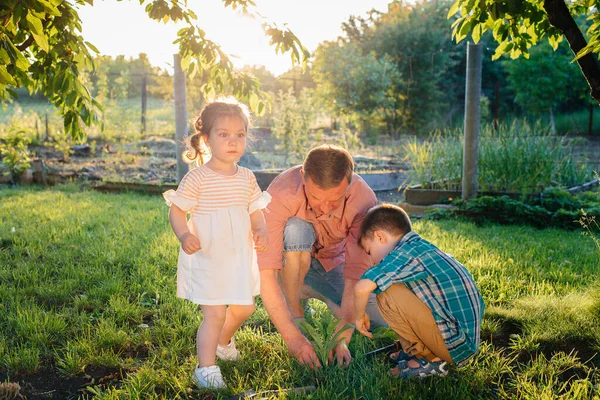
left=0, top=185, right=599, bottom=399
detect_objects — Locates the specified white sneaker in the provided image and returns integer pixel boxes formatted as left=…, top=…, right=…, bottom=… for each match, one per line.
left=192, top=365, right=226, bottom=389
left=216, top=338, right=239, bottom=361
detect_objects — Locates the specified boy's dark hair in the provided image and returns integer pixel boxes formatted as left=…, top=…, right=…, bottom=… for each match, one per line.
left=358, top=204, right=412, bottom=245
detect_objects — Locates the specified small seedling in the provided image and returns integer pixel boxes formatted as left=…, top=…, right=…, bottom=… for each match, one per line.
left=297, top=313, right=354, bottom=367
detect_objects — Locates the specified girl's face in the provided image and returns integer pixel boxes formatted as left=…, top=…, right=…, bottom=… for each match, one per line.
left=203, top=115, right=247, bottom=166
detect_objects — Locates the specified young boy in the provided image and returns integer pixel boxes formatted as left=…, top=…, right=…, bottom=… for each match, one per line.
left=354, top=204, right=484, bottom=378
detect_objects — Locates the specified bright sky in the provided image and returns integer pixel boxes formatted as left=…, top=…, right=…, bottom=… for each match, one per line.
left=78, top=0, right=392, bottom=76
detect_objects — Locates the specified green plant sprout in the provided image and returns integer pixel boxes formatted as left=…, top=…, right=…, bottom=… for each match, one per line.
left=297, top=313, right=354, bottom=367
left=578, top=171, right=600, bottom=256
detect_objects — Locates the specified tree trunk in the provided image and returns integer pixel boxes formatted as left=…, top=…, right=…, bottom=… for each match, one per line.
left=589, top=103, right=594, bottom=136
left=543, top=0, right=600, bottom=105
left=549, top=106, right=556, bottom=135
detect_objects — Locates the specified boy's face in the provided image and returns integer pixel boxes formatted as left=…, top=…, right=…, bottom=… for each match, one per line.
left=361, top=230, right=399, bottom=265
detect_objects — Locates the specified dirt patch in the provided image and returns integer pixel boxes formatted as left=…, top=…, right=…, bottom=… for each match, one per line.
left=0, top=366, right=127, bottom=400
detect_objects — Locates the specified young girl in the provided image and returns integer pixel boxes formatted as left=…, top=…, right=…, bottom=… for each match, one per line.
left=163, top=98, right=270, bottom=389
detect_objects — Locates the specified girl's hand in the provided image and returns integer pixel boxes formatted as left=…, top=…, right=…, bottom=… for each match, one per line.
left=252, top=229, right=268, bottom=252
left=355, top=315, right=372, bottom=338
left=180, top=232, right=201, bottom=254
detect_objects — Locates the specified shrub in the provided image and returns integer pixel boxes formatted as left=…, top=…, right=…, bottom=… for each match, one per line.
left=0, top=128, right=33, bottom=182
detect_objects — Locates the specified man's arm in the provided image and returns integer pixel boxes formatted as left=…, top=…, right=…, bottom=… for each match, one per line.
left=257, top=169, right=322, bottom=366
left=260, top=269, right=321, bottom=368
left=331, top=180, right=378, bottom=362
left=327, top=277, right=360, bottom=367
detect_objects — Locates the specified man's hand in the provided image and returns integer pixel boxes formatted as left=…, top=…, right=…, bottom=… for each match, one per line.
left=180, top=232, right=201, bottom=254
left=355, top=314, right=372, bottom=338
left=329, top=342, right=352, bottom=368
left=288, top=336, right=321, bottom=369
left=253, top=228, right=269, bottom=252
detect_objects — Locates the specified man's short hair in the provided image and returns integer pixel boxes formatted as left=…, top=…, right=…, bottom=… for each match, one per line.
left=302, top=145, right=354, bottom=188
left=358, top=204, right=412, bottom=245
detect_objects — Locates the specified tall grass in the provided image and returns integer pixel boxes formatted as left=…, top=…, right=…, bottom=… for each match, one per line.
left=0, top=186, right=599, bottom=398
left=404, top=120, right=593, bottom=192
left=0, top=98, right=175, bottom=143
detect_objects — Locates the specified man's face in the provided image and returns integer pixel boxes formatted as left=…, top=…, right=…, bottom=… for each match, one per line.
left=361, top=231, right=398, bottom=265
left=302, top=174, right=349, bottom=217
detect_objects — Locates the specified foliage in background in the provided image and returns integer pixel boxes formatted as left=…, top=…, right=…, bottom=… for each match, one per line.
left=427, top=187, right=600, bottom=231
left=448, top=0, right=600, bottom=105
left=313, top=41, right=402, bottom=136
left=271, top=88, right=314, bottom=164
left=0, top=128, right=32, bottom=181
left=0, top=0, right=308, bottom=138
left=313, top=0, right=467, bottom=137
left=404, top=120, right=593, bottom=192
left=502, top=41, right=591, bottom=132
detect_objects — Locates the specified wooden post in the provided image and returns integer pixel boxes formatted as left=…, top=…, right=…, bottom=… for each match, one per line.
left=32, top=158, right=47, bottom=186
left=174, top=54, right=189, bottom=182
left=462, top=42, right=482, bottom=201
left=141, top=74, right=147, bottom=135
left=45, top=112, right=49, bottom=141
left=493, top=81, right=499, bottom=131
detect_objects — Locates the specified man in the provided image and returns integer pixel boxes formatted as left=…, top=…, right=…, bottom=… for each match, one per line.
left=257, top=144, right=384, bottom=368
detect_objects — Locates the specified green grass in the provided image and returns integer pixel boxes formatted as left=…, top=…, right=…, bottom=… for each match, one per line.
left=1, top=185, right=599, bottom=399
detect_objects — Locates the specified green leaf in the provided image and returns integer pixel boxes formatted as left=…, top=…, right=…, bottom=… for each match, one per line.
left=492, top=41, right=509, bottom=60
left=14, top=52, right=29, bottom=71
left=0, top=48, right=10, bottom=64
left=327, top=324, right=354, bottom=353
left=26, top=13, right=44, bottom=36
left=249, top=92, right=259, bottom=112
left=32, top=33, right=49, bottom=52
left=459, top=18, right=473, bottom=38
left=447, top=1, right=461, bottom=18
left=37, top=0, right=61, bottom=16
left=0, top=65, right=16, bottom=85
left=85, top=41, right=100, bottom=53
left=179, top=55, right=191, bottom=72
left=257, top=101, right=265, bottom=116
left=472, top=23, right=482, bottom=43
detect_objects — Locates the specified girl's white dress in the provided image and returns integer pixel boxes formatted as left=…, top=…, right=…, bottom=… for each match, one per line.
left=163, top=165, right=271, bottom=305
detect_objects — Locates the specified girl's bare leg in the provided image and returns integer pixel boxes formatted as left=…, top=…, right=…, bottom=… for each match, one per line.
left=218, top=304, right=255, bottom=346
left=197, top=305, right=227, bottom=367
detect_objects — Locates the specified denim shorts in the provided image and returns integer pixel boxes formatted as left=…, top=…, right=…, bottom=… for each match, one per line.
left=283, top=217, right=386, bottom=327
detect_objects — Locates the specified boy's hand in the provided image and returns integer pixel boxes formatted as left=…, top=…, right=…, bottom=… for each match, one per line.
left=253, top=229, right=268, bottom=252
left=180, top=232, right=201, bottom=254
left=355, top=314, right=372, bottom=338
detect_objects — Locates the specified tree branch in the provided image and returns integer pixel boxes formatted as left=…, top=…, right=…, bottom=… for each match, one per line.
left=543, top=0, right=600, bottom=105
left=16, top=35, right=35, bottom=51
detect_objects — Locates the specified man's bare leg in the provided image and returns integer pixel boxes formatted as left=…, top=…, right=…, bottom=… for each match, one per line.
left=280, top=251, right=311, bottom=319
left=300, top=284, right=342, bottom=319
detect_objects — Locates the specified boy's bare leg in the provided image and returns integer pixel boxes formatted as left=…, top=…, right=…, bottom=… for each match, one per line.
left=280, top=250, right=311, bottom=319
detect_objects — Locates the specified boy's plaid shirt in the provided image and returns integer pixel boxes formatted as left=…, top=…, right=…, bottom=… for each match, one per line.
left=362, top=231, right=485, bottom=365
